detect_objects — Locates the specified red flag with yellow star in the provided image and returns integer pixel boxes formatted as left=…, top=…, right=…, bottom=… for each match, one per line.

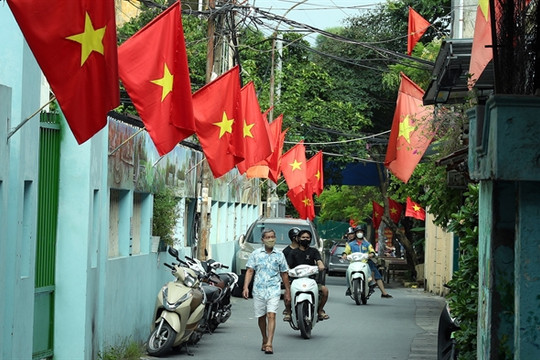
left=245, top=114, right=284, bottom=181
left=193, top=66, right=244, bottom=178
left=388, top=198, right=403, bottom=224
left=405, top=196, right=426, bottom=220
left=468, top=0, right=492, bottom=88
left=280, top=141, right=308, bottom=192
left=384, top=73, right=434, bottom=183
left=118, top=1, right=195, bottom=156
left=407, top=7, right=430, bottom=55
left=236, top=82, right=272, bottom=174
left=8, top=0, right=119, bottom=144
left=306, top=151, right=324, bottom=196
left=372, top=201, right=384, bottom=230
left=287, top=186, right=315, bottom=220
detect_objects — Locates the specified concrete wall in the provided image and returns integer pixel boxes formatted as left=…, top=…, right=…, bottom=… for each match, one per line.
left=424, top=211, right=455, bottom=295
left=0, top=6, right=48, bottom=359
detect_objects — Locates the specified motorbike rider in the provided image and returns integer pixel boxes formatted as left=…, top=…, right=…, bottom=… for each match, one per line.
left=282, top=227, right=300, bottom=322
left=286, top=229, right=330, bottom=320
left=342, top=225, right=393, bottom=298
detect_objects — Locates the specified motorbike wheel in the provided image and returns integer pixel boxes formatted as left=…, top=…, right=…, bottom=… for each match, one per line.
left=360, top=281, right=367, bottom=305
left=353, top=279, right=361, bottom=305
left=297, top=301, right=312, bottom=339
left=147, top=321, right=176, bottom=356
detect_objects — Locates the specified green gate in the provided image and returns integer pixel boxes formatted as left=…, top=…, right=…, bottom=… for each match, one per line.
left=33, top=112, right=61, bottom=359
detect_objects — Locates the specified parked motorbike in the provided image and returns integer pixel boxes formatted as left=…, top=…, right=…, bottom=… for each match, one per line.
left=146, top=247, right=206, bottom=357
left=184, top=255, right=239, bottom=333
left=345, top=252, right=374, bottom=305
left=437, top=287, right=460, bottom=359
left=287, top=264, right=320, bottom=339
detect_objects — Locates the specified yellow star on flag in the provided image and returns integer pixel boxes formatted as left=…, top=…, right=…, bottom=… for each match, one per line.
left=151, top=63, right=174, bottom=101
left=315, top=170, right=321, bottom=180
left=390, top=207, right=398, bottom=215
left=398, top=114, right=415, bottom=143
left=289, top=159, right=302, bottom=171
left=66, top=12, right=106, bottom=66
left=213, top=112, right=234, bottom=138
left=243, top=120, right=254, bottom=138
left=302, top=197, right=311, bottom=206
left=413, top=204, right=421, bottom=212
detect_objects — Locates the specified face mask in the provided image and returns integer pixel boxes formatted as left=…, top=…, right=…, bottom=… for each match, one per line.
left=299, top=240, right=311, bottom=248
left=356, top=232, right=364, bottom=239
left=263, top=238, right=276, bottom=248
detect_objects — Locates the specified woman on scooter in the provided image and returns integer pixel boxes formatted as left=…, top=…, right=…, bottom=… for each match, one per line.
left=342, top=225, right=393, bottom=298
left=286, top=229, right=330, bottom=321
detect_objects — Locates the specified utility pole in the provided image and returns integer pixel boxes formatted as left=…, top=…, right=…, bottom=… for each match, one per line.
left=198, top=0, right=217, bottom=261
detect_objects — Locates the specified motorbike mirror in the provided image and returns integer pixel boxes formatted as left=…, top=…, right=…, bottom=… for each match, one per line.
left=168, top=247, right=179, bottom=259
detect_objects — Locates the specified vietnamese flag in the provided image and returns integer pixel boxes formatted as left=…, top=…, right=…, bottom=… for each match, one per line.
left=193, top=66, right=244, bottom=178
left=8, top=0, right=119, bottom=144
left=245, top=114, right=284, bottom=181
left=372, top=201, right=384, bottom=230
left=384, top=73, right=434, bottom=183
left=388, top=198, right=403, bottom=224
left=407, top=7, right=430, bottom=55
left=287, top=186, right=315, bottom=220
left=307, top=151, right=324, bottom=196
left=405, top=197, right=426, bottom=220
left=236, top=82, right=272, bottom=174
left=280, top=141, right=308, bottom=192
left=118, top=1, right=195, bottom=156
left=468, top=0, right=492, bottom=88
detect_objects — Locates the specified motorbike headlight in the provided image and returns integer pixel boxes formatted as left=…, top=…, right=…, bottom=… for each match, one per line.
left=183, top=272, right=197, bottom=288
left=162, top=287, right=192, bottom=311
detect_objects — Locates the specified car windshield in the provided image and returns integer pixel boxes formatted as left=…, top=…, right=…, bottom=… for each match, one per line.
left=246, top=222, right=313, bottom=245
left=332, top=244, right=347, bottom=255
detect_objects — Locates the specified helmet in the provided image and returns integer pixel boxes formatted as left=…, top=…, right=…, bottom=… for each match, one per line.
left=347, top=227, right=355, bottom=235
left=354, top=224, right=366, bottom=233
left=288, top=227, right=301, bottom=241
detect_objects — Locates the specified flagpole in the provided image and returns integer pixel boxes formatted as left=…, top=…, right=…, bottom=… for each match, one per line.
left=8, top=96, right=56, bottom=140
left=108, top=127, right=145, bottom=156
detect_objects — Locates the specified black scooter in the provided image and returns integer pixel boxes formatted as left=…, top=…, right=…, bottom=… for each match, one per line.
left=437, top=301, right=460, bottom=359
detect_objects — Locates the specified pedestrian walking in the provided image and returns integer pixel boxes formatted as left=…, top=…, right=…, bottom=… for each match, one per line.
left=242, top=228, right=291, bottom=355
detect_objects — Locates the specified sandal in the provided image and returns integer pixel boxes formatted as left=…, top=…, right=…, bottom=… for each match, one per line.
left=318, top=311, right=330, bottom=320
left=283, top=313, right=291, bottom=322
left=265, top=345, right=273, bottom=354
left=261, top=341, right=268, bottom=351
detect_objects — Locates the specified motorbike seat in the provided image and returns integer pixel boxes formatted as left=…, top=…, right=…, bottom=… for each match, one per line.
left=202, top=283, right=221, bottom=302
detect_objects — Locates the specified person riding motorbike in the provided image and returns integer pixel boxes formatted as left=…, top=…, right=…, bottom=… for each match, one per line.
left=342, top=225, right=393, bottom=298
left=286, top=229, right=330, bottom=320
left=282, top=227, right=300, bottom=322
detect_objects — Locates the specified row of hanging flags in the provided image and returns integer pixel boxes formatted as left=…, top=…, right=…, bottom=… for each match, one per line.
left=378, top=1, right=495, bottom=221
left=6, top=0, right=323, bottom=219
left=6, top=0, right=490, bottom=221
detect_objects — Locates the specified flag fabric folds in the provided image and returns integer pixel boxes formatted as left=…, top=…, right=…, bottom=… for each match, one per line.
left=405, top=197, right=426, bottom=220
left=384, top=73, right=434, bottom=183
left=407, top=7, right=430, bottom=55
left=266, top=115, right=285, bottom=183
left=236, top=82, right=272, bottom=174
left=388, top=198, right=403, bottom=224
left=372, top=201, right=384, bottom=230
left=468, top=0, right=492, bottom=88
left=280, top=141, right=308, bottom=192
left=118, top=1, right=195, bottom=156
left=8, top=0, right=120, bottom=144
left=192, top=66, right=244, bottom=178
left=287, top=186, right=315, bottom=220
left=306, top=151, right=324, bottom=196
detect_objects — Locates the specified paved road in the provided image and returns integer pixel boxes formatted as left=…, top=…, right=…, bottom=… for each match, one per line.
left=142, top=275, right=445, bottom=360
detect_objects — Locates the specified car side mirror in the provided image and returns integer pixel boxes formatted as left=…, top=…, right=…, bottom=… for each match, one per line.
left=238, top=234, right=246, bottom=248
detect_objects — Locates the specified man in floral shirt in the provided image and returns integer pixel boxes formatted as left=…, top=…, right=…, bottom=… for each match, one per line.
left=243, top=228, right=290, bottom=354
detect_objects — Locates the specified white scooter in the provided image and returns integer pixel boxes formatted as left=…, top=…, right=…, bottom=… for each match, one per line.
left=146, top=247, right=206, bottom=357
left=345, top=252, right=374, bottom=305
left=287, top=264, right=320, bottom=339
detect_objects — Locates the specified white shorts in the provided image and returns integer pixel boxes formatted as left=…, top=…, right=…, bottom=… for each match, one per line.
left=253, top=296, right=280, bottom=318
